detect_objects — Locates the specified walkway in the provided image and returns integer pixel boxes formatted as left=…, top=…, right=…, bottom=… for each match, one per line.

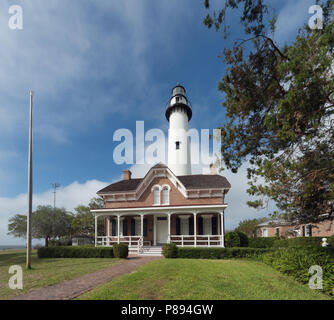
left=13, top=256, right=161, bottom=300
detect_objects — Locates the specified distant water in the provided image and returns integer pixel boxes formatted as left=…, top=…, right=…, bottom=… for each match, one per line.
left=0, top=245, right=26, bottom=251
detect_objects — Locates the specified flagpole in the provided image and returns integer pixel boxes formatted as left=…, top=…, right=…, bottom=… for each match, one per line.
left=26, top=90, right=33, bottom=270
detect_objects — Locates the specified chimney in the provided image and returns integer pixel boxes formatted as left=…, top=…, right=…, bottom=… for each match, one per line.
left=210, top=163, right=217, bottom=175
left=122, top=170, right=132, bottom=180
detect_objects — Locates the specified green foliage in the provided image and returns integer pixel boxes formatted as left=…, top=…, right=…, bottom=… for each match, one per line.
left=261, top=247, right=334, bottom=296
left=204, top=0, right=334, bottom=223
left=177, top=247, right=272, bottom=259
left=225, top=232, right=241, bottom=247
left=37, top=246, right=114, bottom=258
left=7, top=214, right=27, bottom=239
left=162, top=243, right=178, bottom=258
left=236, top=231, right=249, bottom=247
left=273, top=237, right=323, bottom=248
left=248, top=237, right=277, bottom=248
left=234, top=217, right=268, bottom=238
left=112, top=244, right=129, bottom=258
left=329, top=235, right=334, bottom=247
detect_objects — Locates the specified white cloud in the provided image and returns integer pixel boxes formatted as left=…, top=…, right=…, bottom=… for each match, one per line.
left=275, top=0, right=314, bottom=45
left=0, top=179, right=108, bottom=245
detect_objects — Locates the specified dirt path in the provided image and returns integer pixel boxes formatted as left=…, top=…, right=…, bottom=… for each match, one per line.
left=13, top=256, right=161, bottom=300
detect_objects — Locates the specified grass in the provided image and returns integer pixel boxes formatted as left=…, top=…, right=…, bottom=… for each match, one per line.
left=79, top=259, right=330, bottom=300
left=0, top=249, right=120, bottom=300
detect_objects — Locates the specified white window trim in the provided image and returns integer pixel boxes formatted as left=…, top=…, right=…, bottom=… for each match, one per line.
left=161, top=184, right=171, bottom=205
left=262, top=228, right=268, bottom=237
left=152, top=185, right=162, bottom=206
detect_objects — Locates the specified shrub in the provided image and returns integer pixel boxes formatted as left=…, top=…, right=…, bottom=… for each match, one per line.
left=225, top=232, right=240, bottom=247
left=248, top=237, right=276, bottom=248
left=37, top=246, right=114, bottom=258
left=328, top=235, right=334, bottom=247
left=177, top=247, right=272, bottom=259
left=261, top=247, right=334, bottom=296
left=236, top=231, right=249, bottom=247
left=113, top=244, right=128, bottom=258
left=273, top=237, right=323, bottom=248
left=162, top=243, right=178, bottom=258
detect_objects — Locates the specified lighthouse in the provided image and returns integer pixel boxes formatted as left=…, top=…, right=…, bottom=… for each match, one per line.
left=166, top=84, right=192, bottom=176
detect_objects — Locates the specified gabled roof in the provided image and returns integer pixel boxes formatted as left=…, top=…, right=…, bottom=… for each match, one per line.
left=97, top=164, right=231, bottom=194
left=178, top=174, right=231, bottom=189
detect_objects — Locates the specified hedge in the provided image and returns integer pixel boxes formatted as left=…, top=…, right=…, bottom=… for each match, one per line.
left=162, top=243, right=178, bottom=258
left=261, top=247, right=334, bottom=296
left=273, top=237, right=324, bottom=248
left=225, top=232, right=241, bottom=247
left=113, top=244, right=128, bottom=258
left=248, top=237, right=277, bottom=248
left=37, top=246, right=114, bottom=258
left=176, top=247, right=273, bottom=259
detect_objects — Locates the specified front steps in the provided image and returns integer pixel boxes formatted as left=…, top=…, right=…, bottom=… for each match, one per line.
left=129, top=246, right=163, bottom=256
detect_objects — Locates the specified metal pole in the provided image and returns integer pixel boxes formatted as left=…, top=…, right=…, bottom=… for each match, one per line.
left=26, top=91, right=33, bottom=269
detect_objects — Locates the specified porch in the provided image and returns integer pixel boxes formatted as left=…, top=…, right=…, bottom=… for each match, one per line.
left=91, top=204, right=227, bottom=253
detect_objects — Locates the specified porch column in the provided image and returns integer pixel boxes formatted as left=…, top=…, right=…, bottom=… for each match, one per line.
left=153, top=215, right=157, bottom=246
left=193, top=212, right=197, bottom=247
left=94, top=214, right=97, bottom=247
left=141, top=214, right=144, bottom=238
left=107, top=216, right=110, bottom=246
left=167, top=213, right=171, bottom=243
left=117, top=215, right=120, bottom=244
left=220, top=211, right=225, bottom=247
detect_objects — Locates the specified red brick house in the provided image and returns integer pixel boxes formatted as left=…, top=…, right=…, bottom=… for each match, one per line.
left=256, top=218, right=334, bottom=238
left=91, top=84, right=231, bottom=255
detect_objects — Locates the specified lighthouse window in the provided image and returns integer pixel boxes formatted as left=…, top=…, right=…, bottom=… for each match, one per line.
left=176, top=141, right=180, bottom=150
left=176, top=96, right=180, bottom=102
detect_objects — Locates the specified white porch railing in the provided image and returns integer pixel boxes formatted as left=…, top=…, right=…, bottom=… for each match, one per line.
left=96, top=236, right=142, bottom=247
left=169, top=235, right=223, bottom=247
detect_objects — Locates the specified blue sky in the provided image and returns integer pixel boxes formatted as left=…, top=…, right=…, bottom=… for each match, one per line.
left=0, top=0, right=316, bottom=244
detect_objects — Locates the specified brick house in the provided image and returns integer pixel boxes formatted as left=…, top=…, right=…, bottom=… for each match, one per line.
left=91, top=84, right=231, bottom=255
left=256, top=217, right=334, bottom=238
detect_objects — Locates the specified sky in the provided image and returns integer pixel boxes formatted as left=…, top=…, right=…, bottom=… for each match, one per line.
left=0, top=0, right=317, bottom=245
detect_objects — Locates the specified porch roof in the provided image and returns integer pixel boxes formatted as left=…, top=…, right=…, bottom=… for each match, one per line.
left=91, top=203, right=227, bottom=216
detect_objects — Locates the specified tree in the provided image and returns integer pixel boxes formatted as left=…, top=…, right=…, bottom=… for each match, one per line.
left=71, top=198, right=105, bottom=237
left=8, top=214, right=27, bottom=239
left=32, top=206, right=72, bottom=246
left=234, top=217, right=268, bottom=238
left=7, top=206, right=72, bottom=246
left=204, top=0, right=334, bottom=223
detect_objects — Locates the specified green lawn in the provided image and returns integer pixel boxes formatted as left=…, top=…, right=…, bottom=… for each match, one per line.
left=79, top=259, right=330, bottom=300
left=0, top=249, right=120, bottom=300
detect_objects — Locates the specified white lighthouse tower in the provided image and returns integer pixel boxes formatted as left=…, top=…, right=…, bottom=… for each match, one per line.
left=166, top=84, right=192, bottom=176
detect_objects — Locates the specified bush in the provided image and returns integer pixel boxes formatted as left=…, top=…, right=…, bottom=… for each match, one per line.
left=162, top=243, right=178, bottom=258
left=225, top=232, right=240, bottom=247
left=236, top=231, right=249, bottom=247
left=248, top=237, right=277, bottom=248
left=37, top=246, right=114, bottom=258
left=177, top=247, right=272, bottom=259
left=273, top=237, right=323, bottom=248
left=113, top=244, right=128, bottom=258
left=261, top=247, right=334, bottom=296
left=327, top=235, right=334, bottom=247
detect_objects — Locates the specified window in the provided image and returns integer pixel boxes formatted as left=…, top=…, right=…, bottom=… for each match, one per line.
left=275, top=227, right=280, bottom=237
left=176, top=96, right=180, bottom=102
left=180, top=218, right=189, bottom=235
left=162, top=186, right=170, bottom=205
left=176, top=141, right=180, bottom=150
left=305, top=224, right=312, bottom=237
left=262, top=228, right=268, bottom=237
left=203, top=217, right=212, bottom=235
left=153, top=187, right=160, bottom=205
left=135, top=219, right=141, bottom=236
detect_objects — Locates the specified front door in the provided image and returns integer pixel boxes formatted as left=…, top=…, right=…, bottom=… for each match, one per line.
left=156, top=217, right=168, bottom=244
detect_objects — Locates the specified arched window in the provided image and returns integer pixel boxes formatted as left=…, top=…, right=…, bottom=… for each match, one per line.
left=153, top=186, right=160, bottom=205
left=162, top=186, right=170, bottom=205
